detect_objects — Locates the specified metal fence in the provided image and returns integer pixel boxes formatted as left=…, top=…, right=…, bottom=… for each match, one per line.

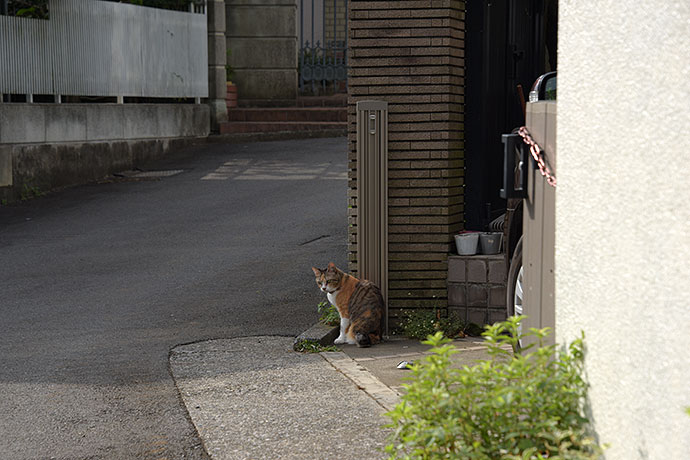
left=0, top=0, right=208, bottom=100
left=298, top=0, right=347, bottom=94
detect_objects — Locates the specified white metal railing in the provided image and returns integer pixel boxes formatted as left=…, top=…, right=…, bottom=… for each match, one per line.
left=0, top=0, right=208, bottom=100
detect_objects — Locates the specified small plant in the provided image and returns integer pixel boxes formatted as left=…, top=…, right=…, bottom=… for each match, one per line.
left=294, top=339, right=339, bottom=353
left=398, top=309, right=467, bottom=340
left=317, top=300, right=340, bottom=327
left=385, top=316, right=603, bottom=459
left=20, top=183, right=43, bottom=200
left=225, top=49, right=235, bottom=83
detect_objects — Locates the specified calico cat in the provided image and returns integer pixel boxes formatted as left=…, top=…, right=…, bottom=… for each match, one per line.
left=312, top=262, right=384, bottom=347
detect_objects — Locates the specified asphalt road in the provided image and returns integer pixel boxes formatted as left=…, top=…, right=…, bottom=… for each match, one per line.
left=0, top=137, right=349, bottom=459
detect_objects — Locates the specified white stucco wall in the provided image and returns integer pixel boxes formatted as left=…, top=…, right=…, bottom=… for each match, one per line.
left=556, top=1, right=690, bottom=458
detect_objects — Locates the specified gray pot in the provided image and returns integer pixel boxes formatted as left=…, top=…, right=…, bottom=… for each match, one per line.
left=454, top=233, right=479, bottom=255
left=479, top=232, right=503, bottom=255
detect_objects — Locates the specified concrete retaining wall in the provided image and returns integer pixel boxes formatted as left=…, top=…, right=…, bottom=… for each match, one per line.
left=0, top=103, right=209, bottom=202
left=225, top=0, right=298, bottom=102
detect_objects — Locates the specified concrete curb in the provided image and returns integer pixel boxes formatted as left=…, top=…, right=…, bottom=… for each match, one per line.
left=293, top=322, right=339, bottom=350
left=294, top=322, right=401, bottom=412
left=320, top=352, right=401, bottom=412
left=207, top=129, right=346, bottom=144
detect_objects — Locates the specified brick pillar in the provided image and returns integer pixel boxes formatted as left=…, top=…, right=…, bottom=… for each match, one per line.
left=208, top=0, right=228, bottom=130
left=348, top=0, right=465, bottom=325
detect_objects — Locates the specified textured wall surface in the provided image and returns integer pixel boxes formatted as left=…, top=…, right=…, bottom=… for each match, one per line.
left=0, top=104, right=209, bottom=203
left=348, top=0, right=465, bottom=322
left=556, top=1, right=690, bottom=458
left=225, top=0, right=298, bottom=101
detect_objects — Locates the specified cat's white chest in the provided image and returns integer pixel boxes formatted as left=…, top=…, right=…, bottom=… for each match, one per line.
left=327, top=290, right=338, bottom=310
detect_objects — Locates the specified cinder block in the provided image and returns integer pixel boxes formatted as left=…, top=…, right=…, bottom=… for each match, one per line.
left=448, top=305, right=467, bottom=323
left=447, top=257, right=465, bottom=282
left=467, top=259, right=487, bottom=283
left=467, top=284, right=487, bottom=307
left=448, top=283, right=465, bottom=306
left=489, top=286, right=506, bottom=308
left=488, top=259, right=507, bottom=283
left=488, top=309, right=507, bottom=324
left=467, top=308, right=487, bottom=326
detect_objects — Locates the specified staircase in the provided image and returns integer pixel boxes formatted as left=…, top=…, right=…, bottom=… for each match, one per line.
left=219, top=95, right=347, bottom=135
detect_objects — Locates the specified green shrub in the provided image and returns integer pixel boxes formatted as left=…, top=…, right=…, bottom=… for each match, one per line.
left=294, top=339, right=338, bottom=353
left=385, top=316, right=603, bottom=460
left=398, top=309, right=467, bottom=340
left=317, top=300, right=340, bottom=327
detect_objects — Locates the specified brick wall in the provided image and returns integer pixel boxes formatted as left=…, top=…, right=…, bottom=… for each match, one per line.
left=348, top=0, right=465, bottom=326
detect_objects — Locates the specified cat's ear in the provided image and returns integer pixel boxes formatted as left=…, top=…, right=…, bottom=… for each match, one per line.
left=311, top=267, right=322, bottom=276
left=327, top=262, right=337, bottom=271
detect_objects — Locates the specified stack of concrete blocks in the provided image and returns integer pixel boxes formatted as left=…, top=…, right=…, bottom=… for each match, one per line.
left=347, top=0, right=465, bottom=326
left=225, top=0, right=298, bottom=103
left=447, top=255, right=507, bottom=325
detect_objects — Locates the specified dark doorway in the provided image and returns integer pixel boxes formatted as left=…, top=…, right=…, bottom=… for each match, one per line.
left=464, top=0, right=557, bottom=230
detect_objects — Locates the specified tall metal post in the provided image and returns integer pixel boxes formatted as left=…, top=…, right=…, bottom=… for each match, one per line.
left=356, top=100, right=389, bottom=335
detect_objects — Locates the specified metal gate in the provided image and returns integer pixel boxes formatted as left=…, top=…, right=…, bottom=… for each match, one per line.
left=298, top=0, right=348, bottom=95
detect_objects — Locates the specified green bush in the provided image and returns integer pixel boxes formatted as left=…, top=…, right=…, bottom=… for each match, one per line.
left=385, top=316, right=603, bottom=460
left=399, top=309, right=467, bottom=340
left=317, top=300, right=340, bottom=327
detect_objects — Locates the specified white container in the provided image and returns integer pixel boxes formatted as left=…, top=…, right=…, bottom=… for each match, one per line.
left=479, top=232, right=503, bottom=255
left=454, top=233, right=479, bottom=255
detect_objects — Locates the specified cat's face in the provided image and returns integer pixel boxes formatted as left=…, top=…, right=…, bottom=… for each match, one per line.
left=311, top=262, right=342, bottom=293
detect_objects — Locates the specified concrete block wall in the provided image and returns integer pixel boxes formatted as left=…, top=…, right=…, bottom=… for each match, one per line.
left=225, top=0, right=298, bottom=102
left=347, top=0, right=465, bottom=325
left=0, top=103, right=209, bottom=202
left=447, top=254, right=506, bottom=325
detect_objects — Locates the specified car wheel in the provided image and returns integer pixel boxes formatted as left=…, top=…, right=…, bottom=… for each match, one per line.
left=506, top=236, right=524, bottom=337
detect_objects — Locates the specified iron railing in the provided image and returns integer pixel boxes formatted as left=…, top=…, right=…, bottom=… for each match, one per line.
left=298, top=0, right=348, bottom=94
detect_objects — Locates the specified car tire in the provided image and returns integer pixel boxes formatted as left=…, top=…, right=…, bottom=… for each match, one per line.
left=506, top=236, right=524, bottom=320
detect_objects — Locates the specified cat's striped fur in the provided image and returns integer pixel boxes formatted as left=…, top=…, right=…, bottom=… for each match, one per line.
left=312, top=262, right=384, bottom=347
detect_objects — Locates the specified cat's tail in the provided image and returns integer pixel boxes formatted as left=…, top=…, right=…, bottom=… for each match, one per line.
left=355, top=332, right=380, bottom=348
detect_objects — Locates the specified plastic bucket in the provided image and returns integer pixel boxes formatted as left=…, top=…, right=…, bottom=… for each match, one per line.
left=454, top=232, right=479, bottom=255
left=479, top=232, right=503, bottom=255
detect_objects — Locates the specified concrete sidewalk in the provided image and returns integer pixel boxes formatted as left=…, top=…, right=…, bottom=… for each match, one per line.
left=169, top=329, right=492, bottom=460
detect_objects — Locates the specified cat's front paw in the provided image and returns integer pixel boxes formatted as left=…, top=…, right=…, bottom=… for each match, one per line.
left=334, top=336, right=347, bottom=345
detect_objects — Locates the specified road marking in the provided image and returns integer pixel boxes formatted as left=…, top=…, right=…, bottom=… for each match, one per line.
left=201, top=159, right=347, bottom=181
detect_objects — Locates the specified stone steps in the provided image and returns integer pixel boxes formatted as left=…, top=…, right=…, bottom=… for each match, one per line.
left=220, top=95, right=347, bottom=134
left=219, top=121, right=345, bottom=134
left=227, top=107, right=347, bottom=123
